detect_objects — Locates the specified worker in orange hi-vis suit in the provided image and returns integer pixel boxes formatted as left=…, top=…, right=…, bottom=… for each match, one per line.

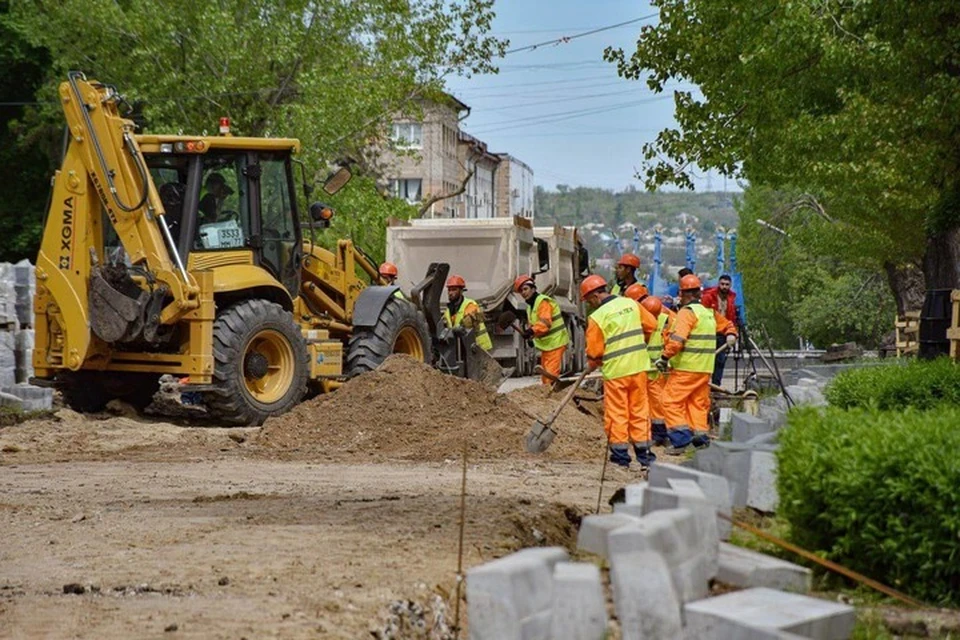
left=514, top=275, right=570, bottom=385
left=655, top=274, right=738, bottom=452
left=641, top=295, right=674, bottom=447
left=582, top=274, right=657, bottom=470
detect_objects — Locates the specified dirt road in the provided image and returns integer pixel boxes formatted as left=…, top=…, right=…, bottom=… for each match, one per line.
left=0, top=412, right=620, bottom=639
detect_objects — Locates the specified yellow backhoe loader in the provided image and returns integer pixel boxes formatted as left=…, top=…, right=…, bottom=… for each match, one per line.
left=33, top=72, right=488, bottom=425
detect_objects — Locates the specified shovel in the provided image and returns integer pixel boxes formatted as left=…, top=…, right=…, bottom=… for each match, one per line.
left=525, top=367, right=592, bottom=454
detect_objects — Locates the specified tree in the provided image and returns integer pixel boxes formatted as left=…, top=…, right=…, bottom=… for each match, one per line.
left=606, top=1, right=960, bottom=306
left=4, top=0, right=505, bottom=259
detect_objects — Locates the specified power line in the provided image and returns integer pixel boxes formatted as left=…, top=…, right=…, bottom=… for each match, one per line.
left=503, top=13, right=659, bottom=55
left=467, top=95, right=675, bottom=135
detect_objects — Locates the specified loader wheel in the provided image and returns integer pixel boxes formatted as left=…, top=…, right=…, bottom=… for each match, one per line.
left=203, top=300, right=308, bottom=426
left=345, top=297, right=431, bottom=377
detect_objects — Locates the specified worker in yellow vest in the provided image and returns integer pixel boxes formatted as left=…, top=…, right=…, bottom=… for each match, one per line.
left=443, top=274, right=493, bottom=352
left=514, top=275, right=570, bottom=385
left=655, top=274, right=737, bottom=451
left=582, top=274, right=656, bottom=470
left=610, top=253, right=641, bottom=295
left=378, top=262, right=405, bottom=299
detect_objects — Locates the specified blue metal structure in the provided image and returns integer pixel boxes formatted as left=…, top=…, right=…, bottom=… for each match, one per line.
left=728, top=231, right=747, bottom=324
left=647, top=227, right=666, bottom=295
left=715, top=229, right=726, bottom=277
left=685, top=228, right=697, bottom=272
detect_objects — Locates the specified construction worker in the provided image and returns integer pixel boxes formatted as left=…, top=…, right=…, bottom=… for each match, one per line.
left=642, top=295, right=673, bottom=447
left=655, top=274, right=737, bottom=451
left=582, top=274, right=656, bottom=470
left=610, top=253, right=641, bottom=295
left=514, top=275, right=570, bottom=385
left=378, top=262, right=404, bottom=299
left=702, top=274, right=739, bottom=386
left=443, top=275, right=493, bottom=352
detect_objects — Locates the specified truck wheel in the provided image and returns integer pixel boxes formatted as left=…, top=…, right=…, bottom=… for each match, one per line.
left=204, top=300, right=308, bottom=426
left=346, top=297, right=431, bottom=377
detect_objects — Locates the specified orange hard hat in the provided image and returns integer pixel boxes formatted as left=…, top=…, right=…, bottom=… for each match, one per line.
left=446, top=274, right=467, bottom=289
left=624, top=283, right=649, bottom=301
left=679, top=274, right=702, bottom=290
left=378, top=262, right=398, bottom=277
left=618, top=253, right=641, bottom=269
left=579, top=274, right=607, bottom=300
left=641, top=295, right=663, bottom=316
left=513, top=274, right=535, bottom=293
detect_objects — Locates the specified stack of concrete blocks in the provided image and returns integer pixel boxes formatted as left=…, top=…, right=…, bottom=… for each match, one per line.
left=0, top=261, right=52, bottom=412
left=466, top=547, right=608, bottom=640
left=572, top=463, right=852, bottom=639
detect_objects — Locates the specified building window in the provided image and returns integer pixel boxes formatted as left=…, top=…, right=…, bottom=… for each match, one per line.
left=391, top=122, right=422, bottom=149
left=390, top=178, right=422, bottom=203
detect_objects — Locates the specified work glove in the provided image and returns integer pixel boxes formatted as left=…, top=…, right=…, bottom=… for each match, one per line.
left=655, top=357, right=669, bottom=373
left=726, top=334, right=737, bottom=348
left=521, top=327, right=534, bottom=339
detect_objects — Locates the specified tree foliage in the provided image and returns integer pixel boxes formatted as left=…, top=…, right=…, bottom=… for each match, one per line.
left=606, top=0, right=960, bottom=281
left=737, top=185, right=894, bottom=348
left=2, top=0, right=505, bottom=259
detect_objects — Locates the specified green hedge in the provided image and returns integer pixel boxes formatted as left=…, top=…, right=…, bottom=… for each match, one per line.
left=824, top=358, right=960, bottom=410
left=778, top=406, right=960, bottom=606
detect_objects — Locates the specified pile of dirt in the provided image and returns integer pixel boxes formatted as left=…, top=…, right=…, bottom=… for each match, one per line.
left=256, top=355, right=607, bottom=462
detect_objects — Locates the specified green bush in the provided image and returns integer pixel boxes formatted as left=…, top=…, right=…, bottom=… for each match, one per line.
left=778, top=406, right=960, bottom=606
left=825, top=358, right=960, bottom=410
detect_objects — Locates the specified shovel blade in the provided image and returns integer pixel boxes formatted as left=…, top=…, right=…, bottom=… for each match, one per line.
left=525, top=420, right=557, bottom=454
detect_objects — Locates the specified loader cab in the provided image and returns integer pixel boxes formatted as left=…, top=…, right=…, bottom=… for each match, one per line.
left=143, top=145, right=302, bottom=296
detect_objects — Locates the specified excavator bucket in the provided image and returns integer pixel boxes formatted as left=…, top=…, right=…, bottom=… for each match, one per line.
left=88, top=264, right=150, bottom=343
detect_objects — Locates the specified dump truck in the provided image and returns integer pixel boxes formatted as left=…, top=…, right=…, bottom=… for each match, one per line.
left=385, top=217, right=588, bottom=376
left=33, top=72, right=490, bottom=425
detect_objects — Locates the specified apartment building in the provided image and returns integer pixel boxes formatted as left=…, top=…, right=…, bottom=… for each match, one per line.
left=382, top=94, right=534, bottom=220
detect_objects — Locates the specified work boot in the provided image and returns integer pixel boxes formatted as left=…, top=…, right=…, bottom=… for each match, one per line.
left=663, top=427, right=694, bottom=455
left=609, top=444, right=632, bottom=468
left=651, top=420, right=669, bottom=447
left=633, top=444, right=657, bottom=470
left=692, top=433, right=711, bottom=449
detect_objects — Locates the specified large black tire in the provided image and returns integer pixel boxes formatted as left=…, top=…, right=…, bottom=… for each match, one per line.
left=345, top=297, right=431, bottom=377
left=59, top=371, right=160, bottom=413
left=203, top=299, right=309, bottom=426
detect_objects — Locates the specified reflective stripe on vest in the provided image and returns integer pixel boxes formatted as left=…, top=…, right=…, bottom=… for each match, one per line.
left=443, top=297, right=493, bottom=351
left=591, top=296, right=649, bottom=380
left=670, top=303, right=716, bottom=373
left=647, top=312, right=670, bottom=376
left=527, top=294, right=569, bottom=352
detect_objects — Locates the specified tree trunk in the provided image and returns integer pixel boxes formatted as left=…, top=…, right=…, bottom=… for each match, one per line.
left=883, top=260, right=926, bottom=316
left=922, top=227, right=960, bottom=290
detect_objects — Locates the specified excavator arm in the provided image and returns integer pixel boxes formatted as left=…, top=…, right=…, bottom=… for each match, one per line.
left=38, top=73, right=199, bottom=366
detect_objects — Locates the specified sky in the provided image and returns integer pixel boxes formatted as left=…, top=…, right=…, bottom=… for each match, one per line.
left=445, top=0, right=736, bottom=193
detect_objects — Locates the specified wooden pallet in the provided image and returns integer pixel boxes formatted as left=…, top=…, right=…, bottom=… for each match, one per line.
left=895, top=310, right=920, bottom=358
left=948, top=291, right=960, bottom=361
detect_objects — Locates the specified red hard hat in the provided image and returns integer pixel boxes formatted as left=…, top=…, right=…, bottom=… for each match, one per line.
left=579, top=274, right=607, bottom=300
left=679, top=274, right=702, bottom=290
left=446, top=274, right=466, bottom=289
left=624, top=283, right=649, bottom=301
left=513, top=274, right=535, bottom=293
left=641, top=295, right=663, bottom=316
left=379, top=262, right=398, bottom=277
left=618, top=253, right=641, bottom=269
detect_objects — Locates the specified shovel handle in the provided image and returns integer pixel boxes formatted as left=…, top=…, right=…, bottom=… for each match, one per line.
left=715, top=342, right=731, bottom=355
left=543, top=367, right=592, bottom=426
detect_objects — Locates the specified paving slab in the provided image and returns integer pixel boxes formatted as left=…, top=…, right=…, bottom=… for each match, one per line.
left=467, top=546, right=569, bottom=640
left=732, top=412, right=776, bottom=443
left=577, top=513, right=640, bottom=558
left=717, top=543, right=811, bottom=593
left=607, top=508, right=692, bottom=566
left=648, top=463, right=732, bottom=539
left=725, top=450, right=779, bottom=512
left=549, top=562, right=607, bottom=640
left=684, top=587, right=855, bottom=640
left=610, top=550, right=684, bottom=640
